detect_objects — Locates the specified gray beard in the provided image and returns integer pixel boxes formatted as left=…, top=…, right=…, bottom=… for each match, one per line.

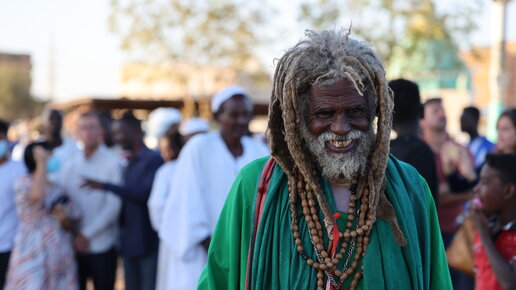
left=299, top=125, right=376, bottom=182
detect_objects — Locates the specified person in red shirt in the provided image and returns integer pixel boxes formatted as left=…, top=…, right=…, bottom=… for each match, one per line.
left=471, top=153, right=516, bottom=290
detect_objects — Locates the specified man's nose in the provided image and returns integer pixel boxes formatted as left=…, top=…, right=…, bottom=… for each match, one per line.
left=330, top=115, right=351, bottom=136
left=237, top=114, right=249, bottom=125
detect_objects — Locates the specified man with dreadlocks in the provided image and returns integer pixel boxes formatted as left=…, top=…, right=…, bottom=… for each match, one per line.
left=198, top=30, right=452, bottom=289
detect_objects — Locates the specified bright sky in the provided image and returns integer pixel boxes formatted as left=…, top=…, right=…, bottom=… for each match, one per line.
left=0, top=0, right=121, bottom=101
left=0, top=0, right=515, bottom=102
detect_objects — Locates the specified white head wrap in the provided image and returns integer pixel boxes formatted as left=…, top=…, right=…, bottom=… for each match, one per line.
left=180, top=118, right=210, bottom=135
left=147, top=107, right=182, bottom=138
left=211, top=86, right=253, bottom=113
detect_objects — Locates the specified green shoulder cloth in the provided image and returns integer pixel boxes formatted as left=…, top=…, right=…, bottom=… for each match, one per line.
left=198, top=155, right=452, bottom=289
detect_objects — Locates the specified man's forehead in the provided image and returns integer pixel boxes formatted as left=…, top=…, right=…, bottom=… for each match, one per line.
left=310, top=78, right=362, bottom=93
left=481, top=164, right=498, bottom=179
left=424, top=102, right=443, bottom=111
left=79, top=115, right=101, bottom=126
left=308, top=78, right=368, bottom=106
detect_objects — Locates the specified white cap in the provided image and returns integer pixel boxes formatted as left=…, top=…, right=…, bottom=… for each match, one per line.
left=147, top=108, right=182, bottom=138
left=211, top=86, right=253, bottom=113
left=180, top=118, right=210, bottom=135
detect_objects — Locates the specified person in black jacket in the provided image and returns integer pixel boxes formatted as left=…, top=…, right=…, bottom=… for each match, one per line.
left=389, top=79, right=439, bottom=202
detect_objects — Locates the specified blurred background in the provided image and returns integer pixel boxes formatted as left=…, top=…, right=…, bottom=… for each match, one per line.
left=1, top=0, right=515, bottom=141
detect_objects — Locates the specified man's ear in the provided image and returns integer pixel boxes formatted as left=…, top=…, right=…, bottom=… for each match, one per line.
left=503, top=183, right=516, bottom=201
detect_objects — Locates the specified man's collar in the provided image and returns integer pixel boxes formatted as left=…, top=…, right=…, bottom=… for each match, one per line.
left=130, top=145, right=149, bottom=161
left=83, top=144, right=105, bottom=160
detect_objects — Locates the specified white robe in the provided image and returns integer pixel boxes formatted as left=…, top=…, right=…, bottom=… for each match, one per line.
left=148, top=161, right=178, bottom=290
left=159, top=132, right=269, bottom=290
left=148, top=161, right=178, bottom=232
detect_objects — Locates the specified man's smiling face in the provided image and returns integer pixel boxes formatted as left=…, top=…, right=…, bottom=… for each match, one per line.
left=300, top=78, right=376, bottom=182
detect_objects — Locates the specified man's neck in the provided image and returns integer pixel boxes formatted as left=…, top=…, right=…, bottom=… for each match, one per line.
left=422, top=129, right=447, bottom=153
left=220, top=133, right=243, bottom=158
left=330, top=178, right=355, bottom=187
left=83, top=144, right=100, bottom=158
left=330, top=182, right=352, bottom=212
left=131, top=141, right=144, bottom=158
left=468, top=131, right=479, bottom=141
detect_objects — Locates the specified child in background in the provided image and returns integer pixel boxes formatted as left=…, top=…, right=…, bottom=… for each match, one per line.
left=471, top=153, right=516, bottom=290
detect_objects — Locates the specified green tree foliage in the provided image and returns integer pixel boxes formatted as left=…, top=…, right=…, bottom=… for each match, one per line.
left=297, top=0, right=481, bottom=68
left=109, top=0, right=480, bottom=81
left=0, top=64, right=41, bottom=121
left=109, top=0, right=270, bottom=71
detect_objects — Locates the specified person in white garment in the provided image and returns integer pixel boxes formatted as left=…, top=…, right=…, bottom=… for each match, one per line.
left=59, top=112, right=122, bottom=290
left=159, top=86, right=269, bottom=289
left=179, top=117, right=210, bottom=144
left=148, top=125, right=182, bottom=290
left=146, top=108, right=182, bottom=150
left=40, top=109, right=79, bottom=183
left=0, top=119, right=26, bottom=289
left=152, top=118, right=209, bottom=290
left=148, top=125, right=183, bottom=232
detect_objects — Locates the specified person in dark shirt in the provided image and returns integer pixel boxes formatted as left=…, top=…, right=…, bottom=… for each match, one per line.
left=389, top=79, right=439, bottom=202
left=460, top=106, right=495, bottom=173
left=83, top=112, right=163, bottom=290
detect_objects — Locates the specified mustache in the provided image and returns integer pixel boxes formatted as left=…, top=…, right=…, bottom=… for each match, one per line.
left=316, top=130, right=366, bottom=143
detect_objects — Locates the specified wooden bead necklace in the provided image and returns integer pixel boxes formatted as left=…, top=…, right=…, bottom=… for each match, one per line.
left=289, top=169, right=375, bottom=290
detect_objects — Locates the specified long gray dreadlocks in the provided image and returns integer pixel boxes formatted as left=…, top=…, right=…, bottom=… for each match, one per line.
left=268, top=29, right=406, bottom=245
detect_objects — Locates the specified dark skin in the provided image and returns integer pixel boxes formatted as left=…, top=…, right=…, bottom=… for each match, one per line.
left=81, top=120, right=144, bottom=190
left=80, top=119, right=152, bottom=252
left=196, top=95, right=252, bottom=250
left=460, top=111, right=479, bottom=141
left=41, top=109, right=64, bottom=149
left=307, top=79, right=371, bottom=154
left=111, top=120, right=144, bottom=155
left=471, top=164, right=516, bottom=289
left=214, top=95, right=251, bottom=158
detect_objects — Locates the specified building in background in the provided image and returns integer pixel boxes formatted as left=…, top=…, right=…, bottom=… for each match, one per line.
left=388, top=38, right=472, bottom=142
left=461, top=42, right=516, bottom=108
left=118, top=62, right=271, bottom=120
left=0, top=52, right=39, bottom=121
left=116, top=61, right=271, bottom=133
left=0, top=52, right=31, bottom=71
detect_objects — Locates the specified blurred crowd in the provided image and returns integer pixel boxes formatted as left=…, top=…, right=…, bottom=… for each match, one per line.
left=0, top=81, right=515, bottom=290
left=389, top=79, right=516, bottom=290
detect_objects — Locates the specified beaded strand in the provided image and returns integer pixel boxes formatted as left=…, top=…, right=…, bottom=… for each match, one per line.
left=289, top=168, right=375, bottom=290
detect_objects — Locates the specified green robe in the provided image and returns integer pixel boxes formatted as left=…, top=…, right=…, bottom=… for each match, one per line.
left=198, top=155, right=452, bottom=289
